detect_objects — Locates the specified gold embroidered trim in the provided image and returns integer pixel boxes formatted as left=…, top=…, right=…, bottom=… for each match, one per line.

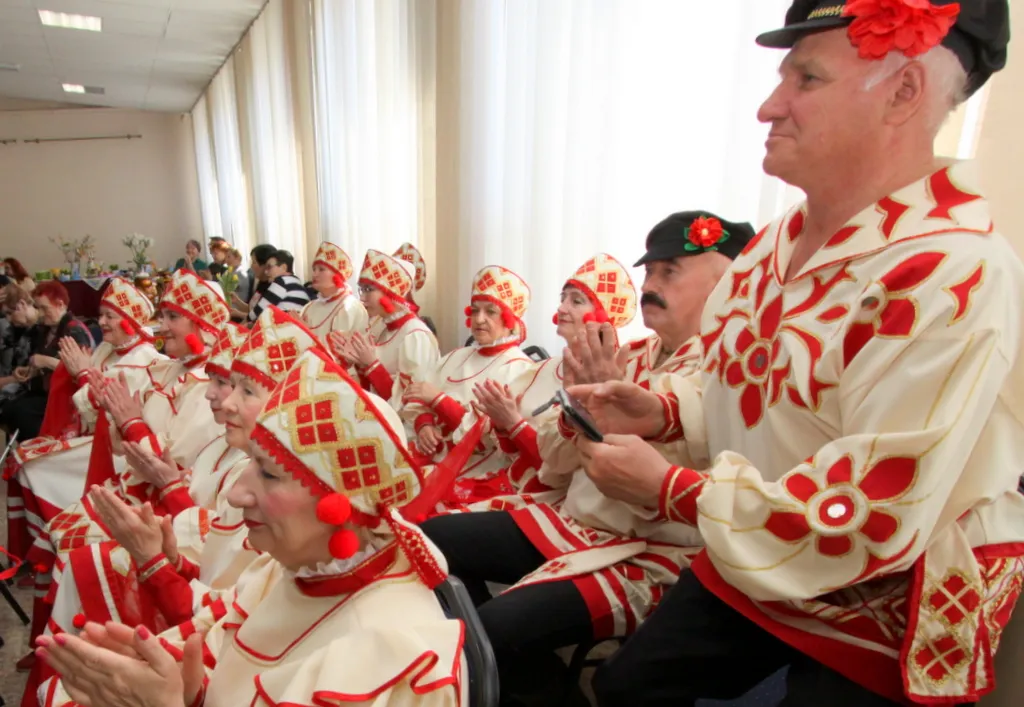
left=808, top=5, right=844, bottom=20
left=139, top=556, right=170, bottom=583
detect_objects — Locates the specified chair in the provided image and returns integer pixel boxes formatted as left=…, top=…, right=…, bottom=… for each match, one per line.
left=435, top=576, right=499, bottom=707
left=563, top=637, right=624, bottom=702
left=521, top=345, right=550, bottom=362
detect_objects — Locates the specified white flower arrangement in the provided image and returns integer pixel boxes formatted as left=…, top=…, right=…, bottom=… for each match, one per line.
left=123, top=233, right=154, bottom=270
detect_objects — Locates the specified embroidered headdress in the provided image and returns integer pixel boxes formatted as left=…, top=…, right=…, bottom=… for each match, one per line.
left=358, top=249, right=417, bottom=315
left=232, top=306, right=327, bottom=392
left=393, top=243, right=427, bottom=292
left=465, top=265, right=531, bottom=344
left=251, top=348, right=479, bottom=586
left=160, top=270, right=230, bottom=355
left=561, top=253, right=637, bottom=329
left=100, top=277, right=155, bottom=337
left=206, top=322, right=250, bottom=380
left=313, top=242, right=355, bottom=290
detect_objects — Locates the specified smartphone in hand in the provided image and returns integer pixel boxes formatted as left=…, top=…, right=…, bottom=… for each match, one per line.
left=555, top=388, right=604, bottom=442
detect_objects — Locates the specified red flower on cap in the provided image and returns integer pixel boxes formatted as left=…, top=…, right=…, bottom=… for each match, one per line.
left=686, top=216, right=727, bottom=250
left=844, top=0, right=960, bottom=61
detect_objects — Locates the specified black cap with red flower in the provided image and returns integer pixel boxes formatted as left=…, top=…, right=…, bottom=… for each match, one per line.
left=756, top=0, right=1009, bottom=98
left=634, top=211, right=755, bottom=267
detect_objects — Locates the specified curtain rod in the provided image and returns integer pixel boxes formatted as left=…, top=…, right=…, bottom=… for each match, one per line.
left=4, top=134, right=143, bottom=144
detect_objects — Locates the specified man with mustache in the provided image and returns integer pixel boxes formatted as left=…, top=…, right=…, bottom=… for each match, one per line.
left=565, top=211, right=754, bottom=389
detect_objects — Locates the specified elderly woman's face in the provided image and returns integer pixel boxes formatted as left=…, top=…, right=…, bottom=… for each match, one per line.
left=8, top=300, right=36, bottom=327
left=97, top=306, right=132, bottom=347
left=555, top=286, right=595, bottom=342
left=222, top=373, right=271, bottom=449
left=34, top=295, right=65, bottom=326
left=311, top=264, right=338, bottom=295
left=469, top=301, right=510, bottom=347
left=204, top=373, right=234, bottom=426
left=158, top=309, right=196, bottom=359
left=227, top=449, right=335, bottom=570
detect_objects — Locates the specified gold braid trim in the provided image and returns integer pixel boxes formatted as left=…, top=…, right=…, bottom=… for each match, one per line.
left=808, top=5, right=845, bottom=20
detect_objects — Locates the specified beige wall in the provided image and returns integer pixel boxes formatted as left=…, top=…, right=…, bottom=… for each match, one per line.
left=974, top=0, right=1024, bottom=258
left=0, top=102, right=202, bottom=274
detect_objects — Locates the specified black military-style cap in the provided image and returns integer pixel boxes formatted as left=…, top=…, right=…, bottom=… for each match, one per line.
left=755, top=0, right=1010, bottom=97
left=634, top=211, right=755, bottom=267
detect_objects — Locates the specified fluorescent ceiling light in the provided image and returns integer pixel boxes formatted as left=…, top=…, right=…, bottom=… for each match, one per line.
left=62, top=83, right=85, bottom=94
left=39, top=10, right=102, bottom=32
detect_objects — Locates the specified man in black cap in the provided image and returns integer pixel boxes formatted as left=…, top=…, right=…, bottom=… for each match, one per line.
left=562, top=2, right=1022, bottom=706
left=565, top=211, right=754, bottom=388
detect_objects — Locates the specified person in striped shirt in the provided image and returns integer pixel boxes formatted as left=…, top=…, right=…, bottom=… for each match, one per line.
left=249, top=249, right=310, bottom=321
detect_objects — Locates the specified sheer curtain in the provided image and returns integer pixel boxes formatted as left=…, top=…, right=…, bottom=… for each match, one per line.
left=190, top=95, right=224, bottom=249
left=235, top=0, right=313, bottom=275
left=433, top=0, right=799, bottom=351
left=310, top=0, right=437, bottom=280
left=207, top=55, right=254, bottom=258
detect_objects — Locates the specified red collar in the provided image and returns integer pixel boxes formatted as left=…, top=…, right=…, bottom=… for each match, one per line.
left=294, top=543, right=399, bottom=597
left=475, top=340, right=520, bottom=357
left=385, top=312, right=416, bottom=332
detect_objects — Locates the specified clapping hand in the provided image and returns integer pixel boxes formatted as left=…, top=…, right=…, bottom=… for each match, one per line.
left=346, top=332, right=378, bottom=368
left=99, top=373, right=143, bottom=428
left=88, top=487, right=166, bottom=566
left=472, top=380, right=522, bottom=432
left=122, top=442, right=183, bottom=488
left=59, top=337, right=93, bottom=377
left=403, top=381, right=442, bottom=405
left=563, top=322, right=628, bottom=385
left=416, top=425, right=444, bottom=456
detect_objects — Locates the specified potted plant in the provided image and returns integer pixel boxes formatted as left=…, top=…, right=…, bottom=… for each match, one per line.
left=123, top=234, right=154, bottom=274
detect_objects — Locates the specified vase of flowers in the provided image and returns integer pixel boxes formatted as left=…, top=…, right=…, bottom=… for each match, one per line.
left=216, top=268, right=239, bottom=302
left=123, top=233, right=154, bottom=274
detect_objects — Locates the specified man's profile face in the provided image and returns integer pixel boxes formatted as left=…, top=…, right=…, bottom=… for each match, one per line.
left=757, top=29, right=888, bottom=188
left=640, top=258, right=690, bottom=334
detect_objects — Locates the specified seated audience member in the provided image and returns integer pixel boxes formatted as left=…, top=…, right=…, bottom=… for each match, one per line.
left=5, top=279, right=163, bottom=560
left=208, top=239, right=229, bottom=278
left=223, top=247, right=250, bottom=315
left=0, top=281, right=92, bottom=440
left=301, top=242, right=369, bottom=341
left=561, top=4, right=1020, bottom=707
left=249, top=249, right=309, bottom=319
left=232, top=244, right=275, bottom=321
left=173, top=239, right=208, bottom=274
left=420, top=230, right=733, bottom=705
left=4, top=257, right=36, bottom=292
left=331, top=245, right=439, bottom=409
left=0, top=284, right=37, bottom=409
left=36, top=347, right=466, bottom=707
left=400, top=265, right=536, bottom=507
left=462, top=253, right=639, bottom=513
left=22, top=271, right=229, bottom=663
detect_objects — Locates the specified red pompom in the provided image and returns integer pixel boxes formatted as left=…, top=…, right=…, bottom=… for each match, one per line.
left=316, top=493, right=352, bottom=526
left=185, top=333, right=204, bottom=355
left=72, top=613, right=87, bottom=630
left=582, top=308, right=609, bottom=325
left=465, top=317, right=471, bottom=329
left=332, top=273, right=344, bottom=289
left=501, top=309, right=517, bottom=331
left=551, top=313, right=559, bottom=325
left=328, top=529, right=360, bottom=559
left=463, top=306, right=472, bottom=316
left=34, top=563, right=48, bottom=573
left=379, top=296, right=396, bottom=314
left=119, top=319, right=135, bottom=335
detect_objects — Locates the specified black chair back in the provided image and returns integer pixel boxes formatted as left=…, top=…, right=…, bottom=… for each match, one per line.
left=435, top=576, right=499, bottom=707
left=521, top=345, right=550, bottom=362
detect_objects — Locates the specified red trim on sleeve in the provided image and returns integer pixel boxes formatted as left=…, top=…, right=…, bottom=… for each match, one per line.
left=362, top=361, right=394, bottom=400
left=657, top=465, right=706, bottom=525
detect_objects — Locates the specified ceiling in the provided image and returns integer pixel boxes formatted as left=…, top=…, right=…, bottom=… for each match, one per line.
left=0, top=0, right=266, bottom=113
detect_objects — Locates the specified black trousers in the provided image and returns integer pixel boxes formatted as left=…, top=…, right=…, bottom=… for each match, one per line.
left=0, top=392, right=46, bottom=441
left=421, top=512, right=593, bottom=707
left=593, top=569, right=976, bottom=707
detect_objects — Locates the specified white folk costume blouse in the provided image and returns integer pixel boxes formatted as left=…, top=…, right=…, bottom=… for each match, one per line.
left=403, top=341, right=538, bottom=508
left=301, top=290, right=369, bottom=342
left=42, top=549, right=465, bottom=707
left=622, top=333, right=700, bottom=389
left=503, top=341, right=704, bottom=639
left=360, top=313, right=440, bottom=409
left=45, top=436, right=253, bottom=638
left=5, top=339, right=163, bottom=553
left=652, top=161, right=1024, bottom=705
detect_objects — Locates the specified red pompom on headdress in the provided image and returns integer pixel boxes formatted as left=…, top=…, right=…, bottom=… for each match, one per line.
left=119, top=319, right=135, bottom=336
left=379, top=295, right=396, bottom=315
left=72, top=613, right=87, bottom=630
left=185, top=333, right=204, bottom=355
left=332, top=273, right=344, bottom=289
left=551, top=313, right=559, bottom=325
left=500, top=308, right=517, bottom=331
left=582, top=308, right=609, bottom=325
left=316, top=493, right=359, bottom=559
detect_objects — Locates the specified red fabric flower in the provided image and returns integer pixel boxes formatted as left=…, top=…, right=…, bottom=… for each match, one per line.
left=688, top=217, right=725, bottom=248
left=844, top=0, right=960, bottom=60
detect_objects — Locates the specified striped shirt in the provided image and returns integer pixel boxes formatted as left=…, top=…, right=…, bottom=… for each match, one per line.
left=250, top=274, right=311, bottom=321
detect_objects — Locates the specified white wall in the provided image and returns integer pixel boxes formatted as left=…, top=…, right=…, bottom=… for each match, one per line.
left=0, top=101, right=202, bottom=274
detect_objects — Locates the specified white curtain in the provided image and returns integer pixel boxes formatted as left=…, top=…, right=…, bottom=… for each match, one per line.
left=310, top=0, right=437, bottom=273
left=436, top=0, right=801, bottom=352
left=190, top=95, right=224, bottom=251
left=236, top=0, right=312, bottom=274
left=207, top=55, right=254, bottom=258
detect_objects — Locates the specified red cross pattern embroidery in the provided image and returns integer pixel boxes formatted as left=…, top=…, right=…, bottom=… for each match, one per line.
left=267, top=340, right=299, bottom=375
left=293, top=399, right=340, bottom=450
left=337, top=442, right=383, bottom=493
